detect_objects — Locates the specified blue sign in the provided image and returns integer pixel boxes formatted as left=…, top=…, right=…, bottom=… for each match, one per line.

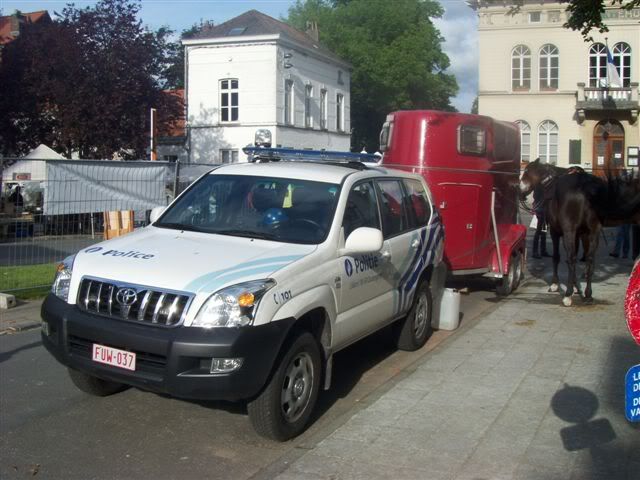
left=344, top=259, right=353, bottom=277
left=625, top=364, right=640, bottom=422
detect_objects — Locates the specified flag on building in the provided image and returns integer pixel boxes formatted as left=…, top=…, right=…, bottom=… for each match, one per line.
left=606, top=46, right=622, bottom=88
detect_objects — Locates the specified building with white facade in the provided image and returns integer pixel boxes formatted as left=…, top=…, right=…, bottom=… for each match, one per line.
left=470, top=1, right=639, bottom=171
left=182, top=10, right=352, bottom=163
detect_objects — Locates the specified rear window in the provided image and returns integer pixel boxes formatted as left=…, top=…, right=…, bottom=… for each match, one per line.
left=403, top=179, right=432, bottom=227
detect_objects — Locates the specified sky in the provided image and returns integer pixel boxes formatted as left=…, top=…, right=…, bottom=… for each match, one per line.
left=0, top=0, right=478, bottom=112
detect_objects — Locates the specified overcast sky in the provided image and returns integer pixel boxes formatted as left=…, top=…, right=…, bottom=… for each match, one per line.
left=2, top=0, right=478, bottom=112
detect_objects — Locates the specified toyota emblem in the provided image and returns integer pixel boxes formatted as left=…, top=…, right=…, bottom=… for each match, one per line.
left=116, top=288, right=138, bottom=306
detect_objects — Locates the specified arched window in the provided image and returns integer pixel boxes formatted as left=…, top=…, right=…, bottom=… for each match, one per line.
left=515, top=120, right=531, bottom=162
left=539, top=44, right=559, bottom=89
left=538, top=120, right=558, bottom=164
left=613, top=42, right=631, bottom=87
left=589, top=43, right=607, bottom=87
left=511, top=45, right=531, bottom=90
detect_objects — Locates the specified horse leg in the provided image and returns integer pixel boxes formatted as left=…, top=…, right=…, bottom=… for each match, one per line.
left=549, top=230, right=561, bottom=292
left=562, top=229, right=578, bottom=306
left=583, top=228, right=600, bottom=303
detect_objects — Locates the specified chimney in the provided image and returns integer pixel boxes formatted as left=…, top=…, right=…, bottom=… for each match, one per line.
left=9, top=14, right=23, bottom=38
left=305, top=21, right=319, bottom=42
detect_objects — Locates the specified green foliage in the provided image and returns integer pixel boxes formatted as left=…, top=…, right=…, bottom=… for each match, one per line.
left=563, top=0, right=639, bottom=41
left=286, top=0, right=458, bottom=151
left=0, top=0, right=181, bottom=158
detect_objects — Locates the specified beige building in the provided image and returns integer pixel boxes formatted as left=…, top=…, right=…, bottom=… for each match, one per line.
left=470, top=1, right=639, bottom=171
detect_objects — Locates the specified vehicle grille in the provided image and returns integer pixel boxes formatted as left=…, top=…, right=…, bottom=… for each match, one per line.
left=77, top=278, right=193, bottom=327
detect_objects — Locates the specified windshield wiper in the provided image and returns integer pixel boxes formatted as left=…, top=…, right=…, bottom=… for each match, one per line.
left=213, top=229, right=279, bottom=240
left=154, top=222, right=208, bottom=233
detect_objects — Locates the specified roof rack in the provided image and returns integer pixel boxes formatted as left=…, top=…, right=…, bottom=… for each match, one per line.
left=242, top=146, right=381, bottom=170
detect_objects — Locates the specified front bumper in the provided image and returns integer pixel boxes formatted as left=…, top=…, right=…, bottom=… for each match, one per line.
left=41, top=294, right=293, bottom=401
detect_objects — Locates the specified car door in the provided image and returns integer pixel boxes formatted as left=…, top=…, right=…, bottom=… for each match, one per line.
left=335, top=180, right=393, bottom=347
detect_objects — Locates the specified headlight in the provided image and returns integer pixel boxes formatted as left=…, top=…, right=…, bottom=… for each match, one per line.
left=52, top=255, right=75, bottom=301
left=192, top=279, right=276, bottom=328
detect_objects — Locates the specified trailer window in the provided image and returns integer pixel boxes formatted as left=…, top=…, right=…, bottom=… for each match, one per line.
left=458, top=125, right=486, bottom=155
left=403, top=179, right=432, bottom=227
left=379, top=121, right=394, bottom=152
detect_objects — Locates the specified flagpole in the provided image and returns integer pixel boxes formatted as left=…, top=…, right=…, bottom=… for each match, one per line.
left=605, top=37, right=609, bottom=90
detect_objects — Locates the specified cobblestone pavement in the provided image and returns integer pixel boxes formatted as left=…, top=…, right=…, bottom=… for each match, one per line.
left=271, top=249, right=639, bottom=479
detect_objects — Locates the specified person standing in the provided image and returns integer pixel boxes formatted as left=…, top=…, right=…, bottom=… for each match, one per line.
left=610, top=224, right=631, bottom=258
left=532, top=184, right=550, bottom=259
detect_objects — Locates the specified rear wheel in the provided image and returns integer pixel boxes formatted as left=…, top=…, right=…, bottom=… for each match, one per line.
left=512, top=252, right=523, bottom=291
left=496, top=253, right=519, bottom=296
left=67, top=368, right=128, bottom=396
left=396, top=281, right=432, bottom=351
left=248, top=332, right=321, bottom=441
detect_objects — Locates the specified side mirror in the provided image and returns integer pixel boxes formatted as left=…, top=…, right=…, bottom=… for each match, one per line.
left=149, top=206, right=166, bottom=224
left=340, top=227, right=383, bottom=256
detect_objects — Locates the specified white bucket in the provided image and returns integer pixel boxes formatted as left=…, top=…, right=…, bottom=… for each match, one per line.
left=434, top=288, right=461, bottom=331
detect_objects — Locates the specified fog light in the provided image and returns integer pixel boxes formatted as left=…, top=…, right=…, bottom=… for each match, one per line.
left=210, top=358, right=243, bottom=374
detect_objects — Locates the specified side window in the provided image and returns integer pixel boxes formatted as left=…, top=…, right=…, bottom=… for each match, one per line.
left=458, top=125, right=486, bottom=155
left=342, top=182, right=380, bottom=239
left=403, top=179, right=432, bottom=227
left=376, top=180, right=408, bottom=238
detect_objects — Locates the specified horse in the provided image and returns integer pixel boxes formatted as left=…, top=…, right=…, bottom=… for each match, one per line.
left=520, top=159, right=640, bottom=306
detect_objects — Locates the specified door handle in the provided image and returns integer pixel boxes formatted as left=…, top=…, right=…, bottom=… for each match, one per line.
left=381, top=250, right=391, bottom=261
left=411, top=239, right=420, bottom=249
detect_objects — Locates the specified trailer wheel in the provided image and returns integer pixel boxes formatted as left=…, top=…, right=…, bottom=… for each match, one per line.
left=396, top=281, right=432, bottom=351
left=496, top=256, right=517, bottom=296
left=247, top=332, right=321, bottom=441
left=67, top=368, right=128, bottom=396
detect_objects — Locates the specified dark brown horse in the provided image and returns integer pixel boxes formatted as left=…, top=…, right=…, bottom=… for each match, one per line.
left=520, top=160, right=640, bottom=306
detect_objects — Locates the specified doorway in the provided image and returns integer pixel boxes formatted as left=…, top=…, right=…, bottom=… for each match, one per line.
left=593, top=120, right=625, bottom=174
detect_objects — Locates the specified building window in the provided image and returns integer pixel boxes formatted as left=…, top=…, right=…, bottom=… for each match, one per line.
left=305, top=84, right=313, bottom=128
left=538, top=120, right=558, bottom=164
left=589, top=43, right=607, bottom=87
left=539, top=44, right=559, bottom=90
left=284, top=79, right=294, bottom=125
left=220, top=79, right=239, bottom=122
left=320, top=89, right=327, bottom=129
left=336, top=93, right=344, bottom=132
left=516, top=120, right=531, bottom=162
left=528, top=11, right=541, bottom=23
left=511, top=45, right=531, bottom=90
left=220, top=149, right=238, bottom=164
left=613, top=42, right=631, bottom=87
left=548, top=10, right=561, bottom=22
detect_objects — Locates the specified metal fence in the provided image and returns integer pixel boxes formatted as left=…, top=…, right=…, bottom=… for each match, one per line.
left=0, top=158, right=217, bottom=293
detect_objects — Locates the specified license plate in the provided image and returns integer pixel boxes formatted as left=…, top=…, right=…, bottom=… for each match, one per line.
left=92, top=344, right=136, bottom=371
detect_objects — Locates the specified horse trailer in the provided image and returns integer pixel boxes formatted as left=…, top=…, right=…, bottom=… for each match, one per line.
left=380, top=110, right=527, bottom=295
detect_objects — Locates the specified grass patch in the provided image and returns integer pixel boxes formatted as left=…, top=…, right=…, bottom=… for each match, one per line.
left=0, top=263, right=57, bottom=293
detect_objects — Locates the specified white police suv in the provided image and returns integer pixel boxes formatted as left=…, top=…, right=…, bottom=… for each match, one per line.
left=41, top=151, right=446, bottom=441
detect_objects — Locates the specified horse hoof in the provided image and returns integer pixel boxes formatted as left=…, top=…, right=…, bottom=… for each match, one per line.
left=583, top=297, right=594, bottom=305
left=562, top=296, right=573, bottom=307
left=549, top=283, right=559, bottom=292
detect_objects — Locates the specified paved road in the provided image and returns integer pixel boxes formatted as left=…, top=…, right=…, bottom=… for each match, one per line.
left=0, top=285, right=497, bottom=479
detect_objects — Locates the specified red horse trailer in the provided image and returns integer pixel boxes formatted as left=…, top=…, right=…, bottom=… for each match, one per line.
left=380, top=110, right=526, bottom=295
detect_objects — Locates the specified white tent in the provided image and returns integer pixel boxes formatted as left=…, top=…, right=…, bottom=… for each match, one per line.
left=2, top=144, right=66, bottom=183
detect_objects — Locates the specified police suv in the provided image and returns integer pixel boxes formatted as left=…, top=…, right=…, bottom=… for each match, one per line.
left=41, top=147, right=446, bottom=441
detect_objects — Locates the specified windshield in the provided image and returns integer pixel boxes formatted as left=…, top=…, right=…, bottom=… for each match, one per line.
left=156, top=174, right=341, bottom=244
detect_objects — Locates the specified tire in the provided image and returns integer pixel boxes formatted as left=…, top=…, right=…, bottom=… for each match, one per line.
left=247, top=332, right=321, bottom=441
left=67, top=368, right=128, bottom=396
left=396, top=281, right=432, bottom=351
left=496, top=254, right=517, bottom=296
left=512, top=252, right=523, bottom=291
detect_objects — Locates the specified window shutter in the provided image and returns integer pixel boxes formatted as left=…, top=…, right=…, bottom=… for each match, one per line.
left=569, top=140, right=581, bottom=164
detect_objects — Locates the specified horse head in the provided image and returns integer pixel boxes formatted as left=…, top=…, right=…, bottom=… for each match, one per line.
left=519, top=159, right=544, bottom=199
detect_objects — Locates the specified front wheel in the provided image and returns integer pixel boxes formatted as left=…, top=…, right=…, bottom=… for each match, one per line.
left=247, top=332, right=321, bottom=441
left=396, top=281, right=433, bottom=351
left=67, top=368, right=128, bottom=396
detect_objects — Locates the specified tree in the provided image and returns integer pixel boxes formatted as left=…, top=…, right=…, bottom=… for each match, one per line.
left=471, top=97, right=479, bottom=115
left=0, top=0, right=181, bottom=158
left=563, top=0, right=639, bottom=41
left=286, top=0, right=458, bottom=151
